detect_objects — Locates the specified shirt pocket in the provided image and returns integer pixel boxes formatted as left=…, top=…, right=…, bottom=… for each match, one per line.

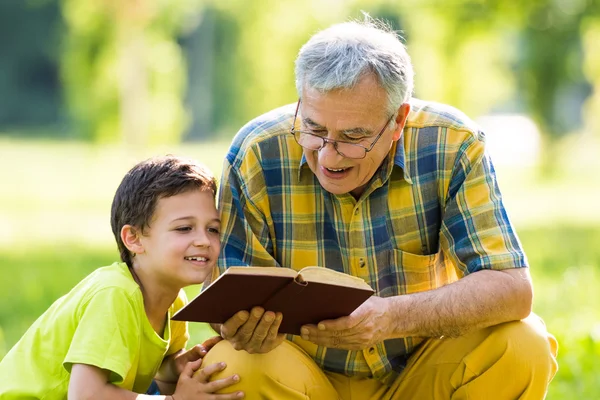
left=376, top=249, right=448, bottom=297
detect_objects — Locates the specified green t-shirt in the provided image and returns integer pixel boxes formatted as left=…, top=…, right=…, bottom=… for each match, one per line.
left=0, top=262, right=189, bottom=399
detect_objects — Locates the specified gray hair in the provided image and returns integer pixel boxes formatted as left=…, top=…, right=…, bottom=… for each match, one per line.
left=294, top=16, right=414, bottom=115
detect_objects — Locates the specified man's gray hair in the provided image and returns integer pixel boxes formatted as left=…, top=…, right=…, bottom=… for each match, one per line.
left=295, top=16, right=414, bottom=115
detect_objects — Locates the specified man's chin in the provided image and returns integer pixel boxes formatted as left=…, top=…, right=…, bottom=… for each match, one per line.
left=317, top=179, right=353, bottom=195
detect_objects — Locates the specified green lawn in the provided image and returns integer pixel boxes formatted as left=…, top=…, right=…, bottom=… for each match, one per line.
left=1, top=138, right=599, bottom=399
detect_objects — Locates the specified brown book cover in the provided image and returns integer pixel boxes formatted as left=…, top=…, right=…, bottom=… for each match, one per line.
left=172, top=266, right=374, bottom=335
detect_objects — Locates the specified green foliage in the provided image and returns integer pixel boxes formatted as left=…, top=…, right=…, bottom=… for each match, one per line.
left=519, top=2, right=590, bottom=138
left=520, top=227, right=600, bottom=399
left=59, top=0, right=205, bottom=144
left=0, top=0, right=64, bottom=129
left=3, top=0, right=600, bottom=144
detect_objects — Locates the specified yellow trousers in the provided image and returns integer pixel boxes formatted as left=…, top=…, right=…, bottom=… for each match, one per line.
left=203, top=315, right=558, bottom=399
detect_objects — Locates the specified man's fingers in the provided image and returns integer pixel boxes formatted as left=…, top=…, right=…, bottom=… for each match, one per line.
left=250, top=312, right=276, bottom=343
left=266, top=313, right=283, bottom=340
left=221, top=311, right=250, bottom=339
left=232, top=307, right=264, bottom=346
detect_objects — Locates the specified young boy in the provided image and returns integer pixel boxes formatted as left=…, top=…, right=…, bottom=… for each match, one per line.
left=0, top=155, right=244, bottom=399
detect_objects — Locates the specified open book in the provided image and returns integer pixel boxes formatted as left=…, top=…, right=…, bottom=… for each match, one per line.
left=172, top=266, right=374, bottom=335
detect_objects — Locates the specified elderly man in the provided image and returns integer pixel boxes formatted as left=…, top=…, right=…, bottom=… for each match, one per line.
left=202, top=17, right=558, bottom=400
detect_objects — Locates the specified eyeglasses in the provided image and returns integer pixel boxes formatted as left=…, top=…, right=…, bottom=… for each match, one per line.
left=289, top=100, right=394, bottom=159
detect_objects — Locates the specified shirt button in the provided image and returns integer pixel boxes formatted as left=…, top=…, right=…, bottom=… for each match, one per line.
left=359, top=258, right=365, bottom=268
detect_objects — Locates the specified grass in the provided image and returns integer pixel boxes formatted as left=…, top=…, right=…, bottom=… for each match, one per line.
left=1, top=138, right=599, bottom=399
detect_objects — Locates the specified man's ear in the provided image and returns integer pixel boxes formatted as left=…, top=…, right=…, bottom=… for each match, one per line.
left=121, top=225, right=145, bottom=255
left=392, top=103, right=411, bottom=141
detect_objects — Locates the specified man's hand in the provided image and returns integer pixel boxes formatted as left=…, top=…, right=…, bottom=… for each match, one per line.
left=220, top=307, right=285, bottom=354
left=299, top=296, right=394, bottom=350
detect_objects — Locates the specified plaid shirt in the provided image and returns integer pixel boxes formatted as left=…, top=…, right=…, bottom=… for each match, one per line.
left=211, top=98, right=527, bottom=384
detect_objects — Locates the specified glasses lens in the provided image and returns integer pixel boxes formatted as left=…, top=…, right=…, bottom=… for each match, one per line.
left=295, top=132, right=323, bottom=150
left=336, top=142, right=366, bottom=159
left=293, top=131, right=367, bottom=159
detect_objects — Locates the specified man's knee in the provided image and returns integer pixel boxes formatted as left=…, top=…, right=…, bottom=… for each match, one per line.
left=481, top=314, right=558, bottom=382
left=202, top=340, right=337, bottom=398
left=491, top=315, right=557, bottom=364
left=203, top=340, right=311, bottom=376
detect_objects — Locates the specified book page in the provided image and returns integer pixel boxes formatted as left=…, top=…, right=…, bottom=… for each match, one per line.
left=224, top=266, right=298, bottom=278
left=297, top=267, right=372, bottom=291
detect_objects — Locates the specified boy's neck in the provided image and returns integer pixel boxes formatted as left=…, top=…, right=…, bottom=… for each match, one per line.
left=129, top=265, right=180, bottom=336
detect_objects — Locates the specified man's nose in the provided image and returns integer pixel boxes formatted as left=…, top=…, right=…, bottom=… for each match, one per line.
left=318, top=138, right=342, bottom=160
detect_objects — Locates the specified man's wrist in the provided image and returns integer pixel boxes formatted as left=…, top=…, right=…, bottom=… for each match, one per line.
left=386, top=295, right=408, bottom=338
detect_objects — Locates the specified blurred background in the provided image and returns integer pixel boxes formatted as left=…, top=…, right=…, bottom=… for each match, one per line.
left=0, top=0, right=599, bottom=397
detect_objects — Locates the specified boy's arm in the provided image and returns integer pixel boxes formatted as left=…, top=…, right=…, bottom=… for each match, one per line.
left=68, top=364, right=169, bottom=399
left=69, top=361, right=243, bottom=400
left=154, top=351, right=183, bottom=395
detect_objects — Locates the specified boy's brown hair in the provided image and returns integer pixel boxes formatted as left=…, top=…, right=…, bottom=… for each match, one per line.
left=110, top=155, right=217, bottom=268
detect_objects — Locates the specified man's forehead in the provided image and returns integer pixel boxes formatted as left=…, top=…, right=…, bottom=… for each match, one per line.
left=299, top=100, right=386, bottom=132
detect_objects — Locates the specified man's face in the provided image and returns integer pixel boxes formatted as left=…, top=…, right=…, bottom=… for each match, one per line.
left=300, top=74, right=408, bottom=198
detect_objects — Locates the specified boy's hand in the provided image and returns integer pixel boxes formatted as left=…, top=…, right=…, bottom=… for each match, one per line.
left=173, top=336, right=223, bottom=376
left=200, top=335, right=223, bottom=352
left=173, top=358, right=244, bottom=399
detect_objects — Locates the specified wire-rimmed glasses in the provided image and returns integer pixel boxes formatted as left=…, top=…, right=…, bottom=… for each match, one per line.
left=289, top=100, right=394, bottom=159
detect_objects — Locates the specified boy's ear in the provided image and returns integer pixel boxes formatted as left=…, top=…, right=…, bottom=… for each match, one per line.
left=121, top=225, right=145, bottom=255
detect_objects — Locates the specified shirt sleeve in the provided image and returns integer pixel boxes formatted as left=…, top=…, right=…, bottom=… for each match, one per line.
left=167, top=289, right=189, bottom=356
left=440, top=133, right=528, bottom=274
left=64, top=287, right=141, bottom=384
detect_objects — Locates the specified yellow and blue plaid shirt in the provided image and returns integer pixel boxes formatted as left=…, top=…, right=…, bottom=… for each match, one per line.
left=212, top=98, right=527, bottom=384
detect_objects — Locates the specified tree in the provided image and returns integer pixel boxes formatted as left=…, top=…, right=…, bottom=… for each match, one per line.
left=60, top=0, right=205, bottom=145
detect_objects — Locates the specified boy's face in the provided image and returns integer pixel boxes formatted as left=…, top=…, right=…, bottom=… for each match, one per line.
left=136, top=188, right=220, bottom=289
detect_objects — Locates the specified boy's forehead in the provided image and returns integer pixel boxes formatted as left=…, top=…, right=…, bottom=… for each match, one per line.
left=152, top=189, right=217, bottom=219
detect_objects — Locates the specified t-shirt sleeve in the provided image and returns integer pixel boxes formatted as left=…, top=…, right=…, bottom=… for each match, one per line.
left=440, top=135, right=528, bottom=274
left=167, top=289, right=189, bottom=356
left=63, top=287, right=141, bottom=384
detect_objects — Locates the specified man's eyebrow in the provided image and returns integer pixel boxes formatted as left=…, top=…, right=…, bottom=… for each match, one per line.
left=339, top=127, right=372, bottom=136
left=302, top=118, right=373, bottom=136
left=302, top=117, right=325, bottom=129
